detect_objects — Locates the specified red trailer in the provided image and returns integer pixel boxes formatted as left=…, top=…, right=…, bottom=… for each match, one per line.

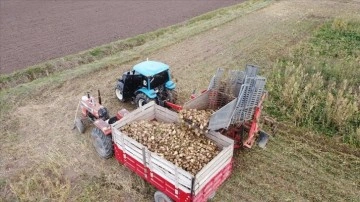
left=111, top=103, right=234, bottom=202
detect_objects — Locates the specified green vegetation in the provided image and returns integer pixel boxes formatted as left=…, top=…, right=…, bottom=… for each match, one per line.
left=266, top=19, right=360, bottom=147
left=89, top=48, right=104, bottom=57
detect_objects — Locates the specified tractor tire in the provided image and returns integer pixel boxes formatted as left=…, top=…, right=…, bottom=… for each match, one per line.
left=91, top=128, right=113, bottom=159
left=108, top=116, right=119, bottom=125
left=135, top=93, right=154, bottom=107
left=154, top=191, right=173, bottom=202
left=115, top=82, right=125, bottom=102
left=75, top=118, right=85, bottom=134
left=166, top=89, right=178, bottom=103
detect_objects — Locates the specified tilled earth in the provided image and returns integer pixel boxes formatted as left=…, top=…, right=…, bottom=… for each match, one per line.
left=0, top=0, right=243, bottom=74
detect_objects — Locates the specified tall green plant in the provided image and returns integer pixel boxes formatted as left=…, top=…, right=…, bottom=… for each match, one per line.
left=266, top=19, right=360, bottom=147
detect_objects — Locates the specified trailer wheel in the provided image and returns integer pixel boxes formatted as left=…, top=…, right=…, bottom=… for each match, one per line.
left=91, top=128, right=113, bottom=159
left=75, top=118, right=85, bottom=134
left=154, top=191, right=173, bottom=202
left=208, top=192, right=216, bottom=200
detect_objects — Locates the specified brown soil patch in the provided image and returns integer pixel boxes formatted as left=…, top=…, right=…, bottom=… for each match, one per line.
left=0, top=0, right=244, bottom=74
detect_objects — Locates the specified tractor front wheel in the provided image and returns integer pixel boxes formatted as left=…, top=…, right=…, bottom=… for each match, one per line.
left=115, top=82, right=125, bottom=102
left=115, top=88, right=124, bottom=102
left=75, top=118, right=85, bottom=134
left=135, top=93, right=154, bottom=107
left=91, top=128, right=113, bottom=159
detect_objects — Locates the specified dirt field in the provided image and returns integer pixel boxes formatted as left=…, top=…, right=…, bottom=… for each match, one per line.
left=1, top=0, right=360, bottom=201
left=0, top=0, right=243, bottom=74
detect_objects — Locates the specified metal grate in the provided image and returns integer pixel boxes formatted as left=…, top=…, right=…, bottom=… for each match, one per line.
left=230, top=76, right=266, bottom=124
left=228, top=70, right=246, bottom=97
left=207, top=68, right=224, bottom=90
left=208, top=65, right=266, bottom=130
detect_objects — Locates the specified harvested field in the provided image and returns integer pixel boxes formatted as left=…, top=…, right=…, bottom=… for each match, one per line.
left=1, top=0, right=360, bottom=201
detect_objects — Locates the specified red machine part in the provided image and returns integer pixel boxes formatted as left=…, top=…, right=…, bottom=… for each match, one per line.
left=242, top=93, right=266, bottom=148
left=164, top=90, right=208, bottom=112
left=114, top=144, right=232, bottom=202
left=93, top=119, right=112, bottom=135
left=164, top=101, right=183, bottom=112
left=80, top=96, right=102, bottom=118
left=220, top=126, right=244, bottom=149
left=116, top=109, right=130, bottom=120
left=219, top=93, right=267, bottom=149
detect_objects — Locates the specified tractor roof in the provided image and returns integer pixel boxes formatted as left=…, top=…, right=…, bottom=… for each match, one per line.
left=133, top=61, right=169, bottom=77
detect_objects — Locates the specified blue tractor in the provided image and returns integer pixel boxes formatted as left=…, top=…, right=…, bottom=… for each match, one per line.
left=115, top=60, right=178, bottom=107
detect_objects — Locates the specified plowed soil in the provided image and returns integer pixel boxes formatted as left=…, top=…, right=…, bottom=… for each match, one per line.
left=0, top=0, right=243, bottom=74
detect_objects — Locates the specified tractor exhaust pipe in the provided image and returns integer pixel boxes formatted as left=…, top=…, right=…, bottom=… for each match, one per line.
left=98, top=90, right=102, bottom=105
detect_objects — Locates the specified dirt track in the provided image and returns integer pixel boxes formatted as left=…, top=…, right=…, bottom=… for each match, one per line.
left=0, top=0, right=243, bottom=74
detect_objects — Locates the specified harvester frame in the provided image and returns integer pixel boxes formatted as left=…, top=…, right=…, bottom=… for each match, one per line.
left=165, top=65, right=270, bottom=149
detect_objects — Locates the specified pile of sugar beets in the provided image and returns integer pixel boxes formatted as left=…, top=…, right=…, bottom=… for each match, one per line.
left=121, top=109, right=217, bottom=175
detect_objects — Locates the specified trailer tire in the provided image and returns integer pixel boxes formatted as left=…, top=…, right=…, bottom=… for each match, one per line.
left=75, top=118, right=85, bottom=134
left=208, top=192, right=216, bottom=200
left=154, top=191, right=173, bottom=202
left=91, top=128, right=113, bottom=159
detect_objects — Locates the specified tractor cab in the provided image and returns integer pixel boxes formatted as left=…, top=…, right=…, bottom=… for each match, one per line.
left=115, top=60, right=177, bottom=107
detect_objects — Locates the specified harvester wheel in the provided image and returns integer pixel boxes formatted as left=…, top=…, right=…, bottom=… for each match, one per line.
left=135, top=93, right=154, bottom=107
left=75, top=118, right=85, bottom=134
left=154, top=191, right=173, bottom=202
left=167, top=89, right=178, bottom=103
left=257, top=130, right=269, bottom=149
left=91, top=128, right=113, bottom=159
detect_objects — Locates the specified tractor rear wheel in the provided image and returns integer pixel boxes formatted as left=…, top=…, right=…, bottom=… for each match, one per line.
left=154, top=191, right=173, bottom=202
left=166, top=89, right=178, bottom=103
left=91, top=128, right=113, bottom=159
left=135, top=93, right=154, bottom=107
left=75, top=118, right=85, bottom=134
